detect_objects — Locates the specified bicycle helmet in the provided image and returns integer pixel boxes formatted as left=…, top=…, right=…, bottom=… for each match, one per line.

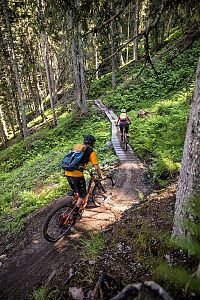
left=84, top=134, right=96, bottom=146
left=121, top=108, right=126, bottom=113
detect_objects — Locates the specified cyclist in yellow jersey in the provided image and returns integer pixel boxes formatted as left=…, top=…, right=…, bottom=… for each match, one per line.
left=65, top=135, right=103, bottom=219
left=116, top=108, right=131, bottom=140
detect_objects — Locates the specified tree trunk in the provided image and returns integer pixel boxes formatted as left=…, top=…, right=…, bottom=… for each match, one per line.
left=0, top=121, right=7, bottom=148
left=172, top=56, right=200, bottom=238
left=67, top=9, right=82, bottom=109
left=110, top=14, right=116, bottom=90
left=94, top=31, right=99, bottom=79
left=185, top=1, right=190, bottom=27
left=29, top=40, right=47, bottom=122
left=31, top=70, right=47, bottom=122
left=47, top=43, right=58, bottom=106
left=166, top=13, right=172, bottom=38
left=41, top=31, right=57, bottom=126
left=13, top=94, right=23, bottom=136
left=126, top=5, right=130, bottom=64
left=2, top=0, right=28, bottom=138
left=37, top=0, right=57, bottom=127
left=0, top=29, right=16, bottom=137
left=77, top=11, right=88, bottom=114
left=0, top=104, right=8, bottom=147
left=120, top=25, right=125, bottom=65
left=133, top=0, right=139, bottom=61
left=5, top=101, right=16, bottom=138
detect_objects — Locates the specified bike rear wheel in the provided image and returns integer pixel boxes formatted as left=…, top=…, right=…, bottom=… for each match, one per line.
left=91, top=176, right=115, bottom=206
left=43, top=203, right=74, bottom=243
left=124, top=133, right=128, bottom=151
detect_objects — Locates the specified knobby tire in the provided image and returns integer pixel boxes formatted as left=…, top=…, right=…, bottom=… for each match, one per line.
left=43, top=203, right=74, bottom=243
left=122, top=128, right=128, bottom=151
left=124, top=134, right=128, bottom=151
left=91, top=176, right=115, bottom=206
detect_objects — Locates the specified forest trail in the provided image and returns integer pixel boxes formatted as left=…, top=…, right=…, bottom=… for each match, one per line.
left=0, top=102, right=150, bottom=300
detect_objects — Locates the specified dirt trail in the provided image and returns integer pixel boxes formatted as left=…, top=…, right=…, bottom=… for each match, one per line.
left=0, top=102, right=151, bottom=300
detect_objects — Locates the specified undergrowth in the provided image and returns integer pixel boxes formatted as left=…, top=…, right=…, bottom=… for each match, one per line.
left=1, top=29, right=200, bottom=234
left=31, top=286, right=56, bottom=300
left=71, top=232, right=106, bottom=286
left=89, top=39, right=200, bottom=185
left=0, top=109, right=117, bottom=232
left=155, top=195, right=200, bottom=298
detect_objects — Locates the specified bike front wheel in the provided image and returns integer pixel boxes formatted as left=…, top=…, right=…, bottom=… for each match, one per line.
left=43, top=203, right=74, bottom=243
left=91, top=176, right=115, bottom=206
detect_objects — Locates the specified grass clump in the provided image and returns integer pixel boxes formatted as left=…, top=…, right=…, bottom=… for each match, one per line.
left=79, top=231, right=105, bottom=261
left=69, top=232, right=106, bottom=286
left=31, top=286, right=55, bottom=300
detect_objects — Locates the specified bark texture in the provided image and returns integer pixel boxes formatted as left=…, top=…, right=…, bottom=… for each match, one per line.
left=110, top=13, right=116, bottom=90
left=2, top=0, right=28, bottom=138
left=133, top=0, right=139, bottom=61
left=77, top=13, right=88, bottom=114
left=67, top=9, right=81, bottom=109
left=173, top=56, right=200, bottom=238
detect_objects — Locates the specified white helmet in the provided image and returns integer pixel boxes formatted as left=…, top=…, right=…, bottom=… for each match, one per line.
left=121, top=108, right=126, bottom=113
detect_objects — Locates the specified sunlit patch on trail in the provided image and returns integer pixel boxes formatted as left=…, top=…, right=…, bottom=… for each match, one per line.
left=32, top=239, right=40, bottom=244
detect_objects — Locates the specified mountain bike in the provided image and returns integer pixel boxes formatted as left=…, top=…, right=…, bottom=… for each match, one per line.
left=43, top=169, right=115, bottom=243
left=116, top=124, right=128, bottom=151
left=121, top=125, right=128, bottom=151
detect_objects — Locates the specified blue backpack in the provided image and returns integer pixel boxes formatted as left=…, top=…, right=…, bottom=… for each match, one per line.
left=61, top=144, right=86, bottom=171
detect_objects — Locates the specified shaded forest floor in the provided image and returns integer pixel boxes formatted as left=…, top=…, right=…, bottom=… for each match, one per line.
left=65, top=183, right=177, bottom=300
left=0, top=161, right=183, bottom=300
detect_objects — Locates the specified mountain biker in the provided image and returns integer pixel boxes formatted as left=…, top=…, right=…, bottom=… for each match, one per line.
left=116, top=108, right=131, bottom=141
left=65, top=134, right=103, bottom=219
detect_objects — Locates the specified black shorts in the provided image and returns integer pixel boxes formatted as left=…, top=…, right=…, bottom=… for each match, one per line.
left=119, top=123, right=129, bottom=134
left=66, top=176, right=87, bottom=198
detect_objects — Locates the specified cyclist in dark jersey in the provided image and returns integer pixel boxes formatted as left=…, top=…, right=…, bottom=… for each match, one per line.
left=116, top=109, right=131, bottom=140
left=65, top=135, right=103, bottom=219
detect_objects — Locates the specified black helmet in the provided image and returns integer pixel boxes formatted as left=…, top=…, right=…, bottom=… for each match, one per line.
left=84, top=134, right=96, bottom=146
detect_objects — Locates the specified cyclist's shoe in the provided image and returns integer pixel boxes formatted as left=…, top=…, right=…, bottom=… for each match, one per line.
left=71, top=210, right=82, bottom=221
left=70, top=211, right=81, bottom=225
left=72, top=211, right=80, bottom=218
left=86, top=198, right=95, bottom=207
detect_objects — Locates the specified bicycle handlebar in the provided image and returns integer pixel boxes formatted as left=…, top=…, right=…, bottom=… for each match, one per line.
left=82, top=168, right=112, bottom=181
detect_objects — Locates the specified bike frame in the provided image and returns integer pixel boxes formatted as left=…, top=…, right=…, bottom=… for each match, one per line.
left=63, top=170, right=97, bottom=225
left=43, top=169, right=115, bottom=242
left=116, top=123, right=128, bottom=149
left=120, top=125, right=128, bottom=151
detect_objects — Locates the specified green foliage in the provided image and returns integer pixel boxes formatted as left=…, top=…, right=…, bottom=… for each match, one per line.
left=75, top=264, right=95, bottom=285
left=89, top=39, right=200, bottom=184
left=79, top=231, right=105, bottom=260
left=1, top=30, right=200, bottom=234
left=31, top=286, right=55, bottom=300
left=155, top=196, right=200, bottom=296
left=0, top=109, right=115, bottom=232
left=70, top=232, right=106, bottom=286
left=156, top=264, right=200, bottom=293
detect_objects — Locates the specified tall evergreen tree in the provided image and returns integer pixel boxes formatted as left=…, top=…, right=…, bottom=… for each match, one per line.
left=173, top=56, right=200, bottom=238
